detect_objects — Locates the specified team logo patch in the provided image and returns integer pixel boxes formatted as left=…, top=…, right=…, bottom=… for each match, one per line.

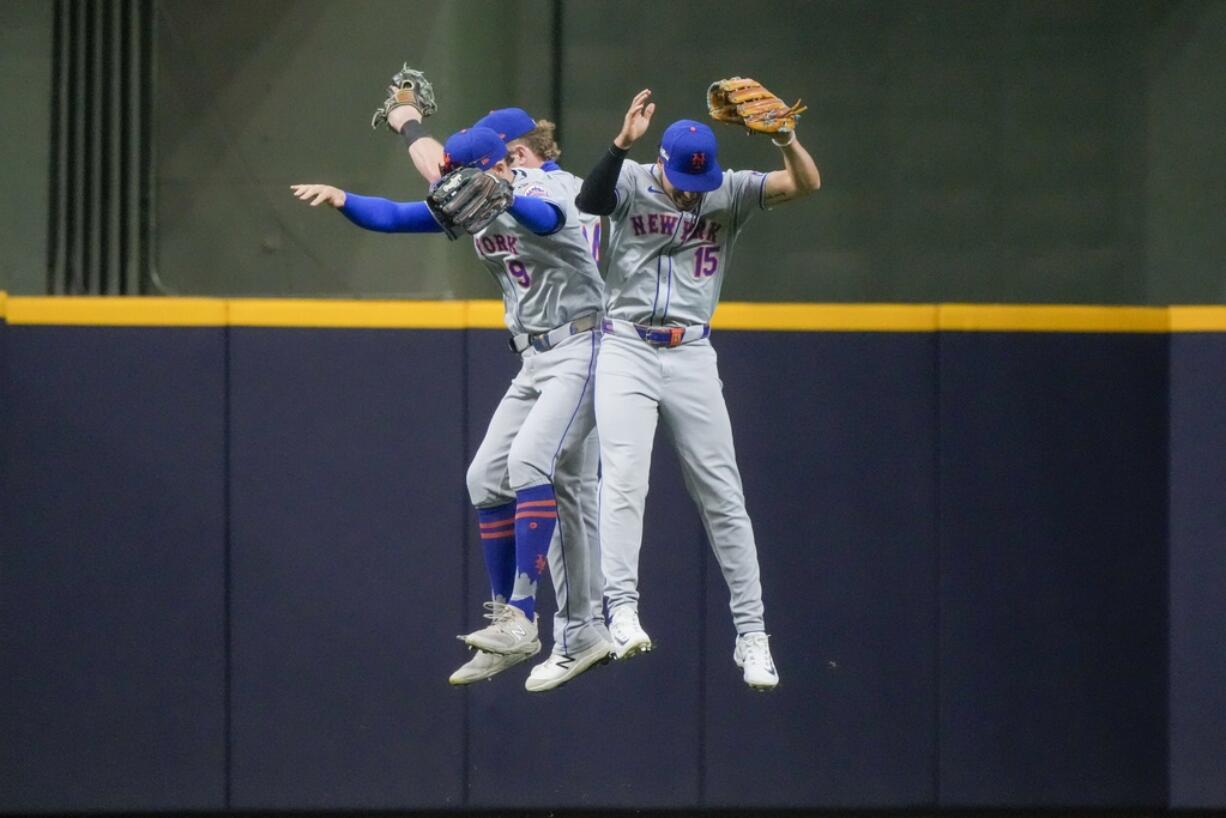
left=521, top=184, right=548, bottom=198
left=690, top=152, right=706, bottom=171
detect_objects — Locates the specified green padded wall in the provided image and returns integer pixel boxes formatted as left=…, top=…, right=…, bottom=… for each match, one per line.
left=1, top=0, right=1223, bottom=302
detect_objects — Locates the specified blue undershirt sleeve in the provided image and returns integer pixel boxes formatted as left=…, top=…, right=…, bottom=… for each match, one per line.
left=507, top=195, right=564, bottom=235
left=339, top=193, right=444, bottom=233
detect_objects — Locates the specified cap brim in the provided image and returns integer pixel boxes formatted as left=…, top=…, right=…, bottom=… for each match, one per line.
left=664, top=162, right=723, bottom=193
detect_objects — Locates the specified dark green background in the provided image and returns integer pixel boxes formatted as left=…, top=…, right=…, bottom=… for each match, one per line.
left=3, top=0, right=1224, bottom=303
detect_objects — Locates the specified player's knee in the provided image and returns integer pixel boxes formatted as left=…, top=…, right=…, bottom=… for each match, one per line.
left=600, top=478, right=650, bottom=511
left=465, top=456, right=501, bottom=507
left=506, top=447, right=551, bottom=492
left=598, top=438, right=651, bottom=478
left=703, top=492, right=748, bottom=523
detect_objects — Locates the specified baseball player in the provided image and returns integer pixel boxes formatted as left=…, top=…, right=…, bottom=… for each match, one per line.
left=375, top=79, right=607, bottom=688
left=292, top=125, right=611, bottom=692
left=574, top=85, right=821, bottom=690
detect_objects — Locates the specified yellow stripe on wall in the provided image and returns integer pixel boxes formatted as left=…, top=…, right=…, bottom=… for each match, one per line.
left=712, top=302, right=937, bottom=331
left=465, top=300, right=510, bottom=330
left=6, top=296, right=227, bottom=326
left=938, top=304, right=1171, bottom=333
left=1169, top=306, right=1226, bottom=332
left=228, top=298, right=468, bottom=329
left=0, top=293, right=1223, bottom=332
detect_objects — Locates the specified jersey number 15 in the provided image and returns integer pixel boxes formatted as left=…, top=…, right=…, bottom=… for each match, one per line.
left=694, top=246, right=719, bottom=278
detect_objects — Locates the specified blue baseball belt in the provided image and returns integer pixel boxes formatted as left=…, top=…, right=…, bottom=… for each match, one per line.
left=508, top=312, right=601, bottom=354
left=601, top=318, right=711, bottom=348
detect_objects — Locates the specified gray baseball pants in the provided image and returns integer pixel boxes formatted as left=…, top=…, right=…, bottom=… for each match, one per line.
left=595, top=333, right=766, bottom=634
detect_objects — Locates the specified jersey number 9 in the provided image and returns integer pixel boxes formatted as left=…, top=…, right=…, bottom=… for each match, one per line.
left=508, top=259, right=532, bottom=288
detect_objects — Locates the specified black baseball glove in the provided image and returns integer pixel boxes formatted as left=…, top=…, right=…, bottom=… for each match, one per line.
left=426, top=167, right=514, bottom=240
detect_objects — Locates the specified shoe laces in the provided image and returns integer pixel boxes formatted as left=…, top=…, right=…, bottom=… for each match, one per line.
left=740, top=632, right=771, bottom=665
left=481, top=601, right=519, bottom=627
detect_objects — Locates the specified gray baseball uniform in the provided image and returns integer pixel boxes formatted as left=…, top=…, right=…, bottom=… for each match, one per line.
left=465, top=166, right=606, bottom=654
left=549, top=168, right=606, bottom=633
left=597, top=161, right=769, bottom=634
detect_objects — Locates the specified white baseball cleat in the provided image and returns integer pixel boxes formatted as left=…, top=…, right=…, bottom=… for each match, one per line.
left=449, top=646, right=538, bottom=686
left=460, top=601, right=540, bottom=656
left=734, top=632, right=779, bottom=691
left=524, top=639, right=615, bottom=692
left=608, top=605, right=653, bottom=660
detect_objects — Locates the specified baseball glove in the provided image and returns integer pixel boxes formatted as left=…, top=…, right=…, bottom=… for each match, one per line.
left=707, top=77, right=806, bottom=134
left=426, top=167, right=514, bottom=240
left=371, top=63, right=438, bottom=130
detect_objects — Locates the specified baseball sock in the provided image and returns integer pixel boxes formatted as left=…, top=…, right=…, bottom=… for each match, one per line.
left=477, top=502, right=516, bottom=603
left=509, top=484, right=557, bottom=620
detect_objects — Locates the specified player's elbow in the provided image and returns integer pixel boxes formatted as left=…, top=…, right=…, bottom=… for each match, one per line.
left=797, top=168, right=821, bottom=195
left=772, top=177, right=818, bottom=206
left=575, top=192, right=615, bottom=217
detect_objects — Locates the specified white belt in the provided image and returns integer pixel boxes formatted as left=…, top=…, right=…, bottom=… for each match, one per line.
left=508, top=313, right=601, bottom=354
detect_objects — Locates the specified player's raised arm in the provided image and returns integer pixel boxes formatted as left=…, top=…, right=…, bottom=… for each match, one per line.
left=706, top=76, right=820, bottom=206
left=389, top=105, right=447, bottom=185
left=613, top=88, right=657, bottom=150
left=372, top=64, right=447, bottom=185
left=761, top=132, right=821, bottom=207
left=576, top=89, right=655, bottom=216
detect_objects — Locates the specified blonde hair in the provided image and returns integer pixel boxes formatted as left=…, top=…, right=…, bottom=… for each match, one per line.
left=509, top=119, right=561, bottom=162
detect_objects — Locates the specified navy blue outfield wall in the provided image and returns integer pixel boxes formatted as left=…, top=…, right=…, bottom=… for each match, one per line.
left=226, top=328, right=468, bottom=810
left=937, top=333, right=1169, bottom=808
left=1169, top=333, right=1226, bottom=808
left=0, top=323, right=227, bottom=812
left=1, top=313, right=1224, bottom=811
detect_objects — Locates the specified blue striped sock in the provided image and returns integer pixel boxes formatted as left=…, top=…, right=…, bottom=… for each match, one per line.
left=509, top=484, right=557, bottom=620
left=477, top=502, right=516, bottom=603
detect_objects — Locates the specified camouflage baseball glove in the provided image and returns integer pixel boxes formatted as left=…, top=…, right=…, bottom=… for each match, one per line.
left=426, top=167, right=513, bottom=240
left=370, top=63, right=438, bottom=130
left=707, top=77, right=806, bottom=134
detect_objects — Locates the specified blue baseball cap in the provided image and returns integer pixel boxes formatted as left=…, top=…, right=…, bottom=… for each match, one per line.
left=442, top=126, right=507, bottom=172
left=658, top=120, right=722, bottom=193
left=474, top=107, right=537, bottom=142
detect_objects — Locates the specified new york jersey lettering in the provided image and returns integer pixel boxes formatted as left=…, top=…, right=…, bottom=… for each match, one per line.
left=605, top=163, right=767, bottom=326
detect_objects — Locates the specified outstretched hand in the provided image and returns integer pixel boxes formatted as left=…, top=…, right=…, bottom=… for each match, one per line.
left=386, top=84, right=424, bottom=132
left=615, top=89, right=656, bottom=150
left=291, top=184, right=346, bottom=208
